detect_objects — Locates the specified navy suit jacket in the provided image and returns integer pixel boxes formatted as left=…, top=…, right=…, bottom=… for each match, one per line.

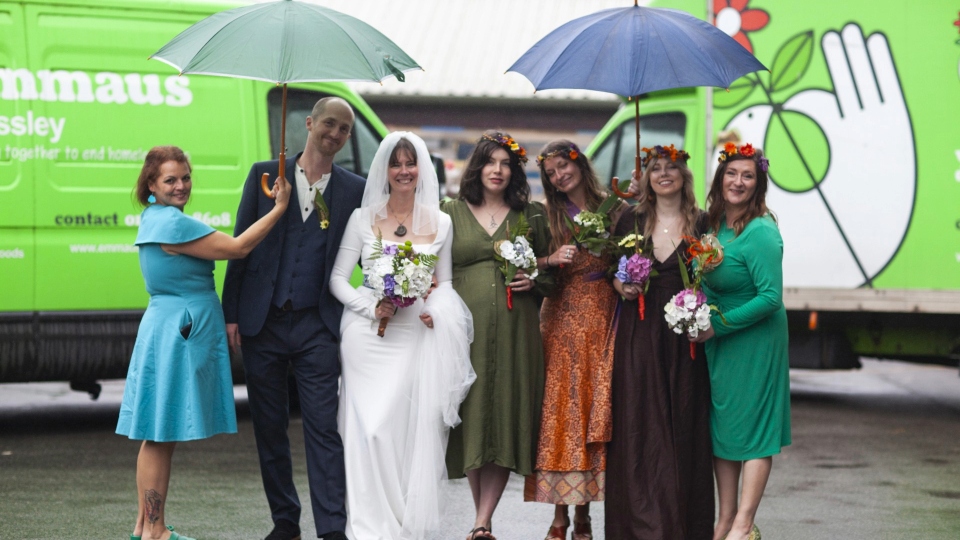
left=222, top=152, right=365, bottom=339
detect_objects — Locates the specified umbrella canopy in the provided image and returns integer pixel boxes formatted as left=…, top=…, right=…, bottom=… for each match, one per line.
left=508, top=3, right=766, bottom=194
left=152, top=0, right=420, bottom=84
left=507, top=4, right=765, bottom=96
left=151, top=0, right=420, bottom=197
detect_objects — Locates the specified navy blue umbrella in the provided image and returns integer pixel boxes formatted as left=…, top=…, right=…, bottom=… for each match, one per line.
left=508, top=2, right=766, bottom=183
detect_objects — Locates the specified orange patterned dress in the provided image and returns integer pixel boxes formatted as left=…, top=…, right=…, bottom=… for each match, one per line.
left=524, top=246, right=618, bottom=504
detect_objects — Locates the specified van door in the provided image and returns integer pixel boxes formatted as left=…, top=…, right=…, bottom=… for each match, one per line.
left=0, top=2, right=34, bottom=312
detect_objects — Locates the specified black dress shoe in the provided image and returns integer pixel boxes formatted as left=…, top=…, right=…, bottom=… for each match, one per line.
left=264, top=519, right=301, bottom=540
left=322, top=532, right=348, bottom=540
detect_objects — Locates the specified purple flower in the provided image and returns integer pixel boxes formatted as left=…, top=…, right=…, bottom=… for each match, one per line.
left=758, top=156, right=770, bottom=172
left=673, top=288, right=706, bottom=308
left=383, top=244, right=399, bottom=256
left=617, top=254, right=653, bottom=284
left=383, top=274, right=396, bottom=295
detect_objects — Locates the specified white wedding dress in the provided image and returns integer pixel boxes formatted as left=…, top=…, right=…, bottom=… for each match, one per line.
left=329, top=209, right=475, bottom=540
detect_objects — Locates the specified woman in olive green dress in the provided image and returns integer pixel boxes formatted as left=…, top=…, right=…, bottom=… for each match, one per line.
left=443, top=130, right=553, bottom=540
left=693, top=144, right=790, bottom=540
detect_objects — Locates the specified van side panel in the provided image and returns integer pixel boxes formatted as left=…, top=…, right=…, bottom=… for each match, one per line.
left=22, top=4, right=259, bottom=311
left=0, top=3, right=35, bottom=312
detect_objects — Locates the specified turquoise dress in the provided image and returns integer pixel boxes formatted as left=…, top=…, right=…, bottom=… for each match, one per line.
left=702, top=216, right=791, bottom=461
left=116, top=204, right=237, bottom=442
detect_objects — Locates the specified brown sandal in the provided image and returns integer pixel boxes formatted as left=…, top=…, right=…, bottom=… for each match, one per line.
left=573, top=516, right=593, bottom=540
left=469, top=526, right=494, bottom=540
left=544, top=517, right=569, bottom=540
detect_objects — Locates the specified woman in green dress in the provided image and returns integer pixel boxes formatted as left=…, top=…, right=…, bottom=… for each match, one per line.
left=443, top=130, right=553, bottom=540
left=692, top=144, right=790, bottom=540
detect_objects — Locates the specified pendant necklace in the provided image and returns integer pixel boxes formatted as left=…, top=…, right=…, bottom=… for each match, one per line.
left=388, top=203, right=412, bottom=237
left=485, top=202, right=505, bottom=230
left=658, top=216, right=680, bottom=234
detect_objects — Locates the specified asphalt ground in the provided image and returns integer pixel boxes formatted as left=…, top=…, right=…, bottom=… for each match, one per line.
left=1, top=359, right=959, bottom=539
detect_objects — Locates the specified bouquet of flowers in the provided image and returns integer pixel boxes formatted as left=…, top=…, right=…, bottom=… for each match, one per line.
left=613, top=228, right=656, bottom=320
left=564, top=193, right=621, bottom=256
left=365, top=233, right=438, bottom=337
left=664, top=234, right=725, bottom=358
left=494, top=213, right=539, bottom=310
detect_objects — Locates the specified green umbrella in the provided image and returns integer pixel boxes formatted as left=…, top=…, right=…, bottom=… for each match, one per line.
left=151, top=0, right=420, bottom=194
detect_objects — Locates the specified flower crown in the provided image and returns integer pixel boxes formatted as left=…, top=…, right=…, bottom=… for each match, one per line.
left=718, top=142, right=770, bottom=172
left=482, top=133, right=528, bottom=164
left=536, top=143, right=580, bottom=166
left=641, top=144, right=691, bottom=167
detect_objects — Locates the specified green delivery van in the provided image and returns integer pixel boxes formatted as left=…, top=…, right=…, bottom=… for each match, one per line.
left=588, top=0, right=960, bottom=368
left=0, top=0, right=387, bottom=389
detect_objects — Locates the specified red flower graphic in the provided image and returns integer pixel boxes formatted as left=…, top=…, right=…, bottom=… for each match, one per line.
left=713, top=0, right=770, bottom=54
left=954, top=11, right=960, bottom=34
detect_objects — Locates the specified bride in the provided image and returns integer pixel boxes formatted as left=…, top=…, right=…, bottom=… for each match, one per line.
left=329, top=132, right=476, bottom=540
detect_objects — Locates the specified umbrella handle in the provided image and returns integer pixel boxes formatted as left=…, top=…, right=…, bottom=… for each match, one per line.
left=260, top=173, right=276, bottom=199
left=610, top=175, right=634, bottom=199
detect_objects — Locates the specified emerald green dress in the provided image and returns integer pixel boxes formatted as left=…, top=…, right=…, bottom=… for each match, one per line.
left=442, top=199, right=554, bottom=477
left=702, top=216, right=791, bottom=461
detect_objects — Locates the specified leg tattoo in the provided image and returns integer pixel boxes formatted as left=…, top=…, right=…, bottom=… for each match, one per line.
left=144, top=489, right=163, bottom=524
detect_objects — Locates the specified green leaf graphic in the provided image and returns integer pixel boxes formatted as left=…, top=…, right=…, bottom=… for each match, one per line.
left=715, top=76, right=758, bottom=109
left=769, top=31, right=814, bottom=93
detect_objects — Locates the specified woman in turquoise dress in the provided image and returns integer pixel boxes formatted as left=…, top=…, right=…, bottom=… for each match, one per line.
left=117, top=146, right=290, bottom=540
left=693, top=144, right=790, bottom=540
left=442, top=131, right=553, bottom=540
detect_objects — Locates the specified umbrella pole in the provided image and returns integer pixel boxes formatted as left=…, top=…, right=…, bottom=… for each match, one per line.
left=261, top=83, right=287, bottom=199
left=634, top=97, right=641, bottom=176
left=279, top=83, right=287, bottom=180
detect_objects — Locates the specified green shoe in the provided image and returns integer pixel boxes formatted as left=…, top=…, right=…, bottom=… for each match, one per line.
left=169, top=532, right=195, bottom=540
left=748, top=524, right=761, bottom=540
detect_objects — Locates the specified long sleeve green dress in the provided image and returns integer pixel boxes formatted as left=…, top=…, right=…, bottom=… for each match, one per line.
left=702, top=215, right=791, bottom=461
left=442, top=199, right=554, bottom=477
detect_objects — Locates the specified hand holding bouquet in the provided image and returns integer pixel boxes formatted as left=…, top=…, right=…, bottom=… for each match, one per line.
left=664, top=234, right=725, bottom=358
left=613, top=230, right=656, bottom=320
left=494, top=213, right=539, bottom=310
left=563, top=193, right=621, bottom=256
left=365, top=234, right=438, bottom=337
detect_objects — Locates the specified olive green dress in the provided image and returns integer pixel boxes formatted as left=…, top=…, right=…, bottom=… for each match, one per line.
left=442, top=199, right=554, bottom=477
left=702, top=216, right=791, bottom=461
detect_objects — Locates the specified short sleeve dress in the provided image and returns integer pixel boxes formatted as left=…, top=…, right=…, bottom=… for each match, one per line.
left=443, top=199, right=554, bottom=478
left=116, top=204, right=238, bottom=442
left=702, top=216, right=791, bottom=461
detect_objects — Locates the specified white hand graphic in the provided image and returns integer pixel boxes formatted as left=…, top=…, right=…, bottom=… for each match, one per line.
left=721, top=24, right=916, bottom=287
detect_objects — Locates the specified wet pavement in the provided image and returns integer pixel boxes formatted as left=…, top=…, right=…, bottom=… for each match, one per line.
left=1, top=359, right=959, bottom=539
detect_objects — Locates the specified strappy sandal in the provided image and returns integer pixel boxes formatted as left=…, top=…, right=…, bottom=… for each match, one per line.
left=573, top=516, right=593, bottom=540
left=469, top=526, right=495, bottom=540
left=544, top=517, right=569, bottom=540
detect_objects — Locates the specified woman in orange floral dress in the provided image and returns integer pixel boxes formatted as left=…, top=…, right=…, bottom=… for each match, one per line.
left=525, top=140, right=625, bottom=540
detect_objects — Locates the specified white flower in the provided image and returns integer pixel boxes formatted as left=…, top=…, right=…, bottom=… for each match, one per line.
left=682, top=292, right=700, bottom=310
left=688, top=326, right=700, bottom=339
left=695, top=304, right=712, bottom=330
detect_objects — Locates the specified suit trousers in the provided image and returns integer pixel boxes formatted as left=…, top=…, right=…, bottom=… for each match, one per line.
left=242, top=305, right=345, bottom=537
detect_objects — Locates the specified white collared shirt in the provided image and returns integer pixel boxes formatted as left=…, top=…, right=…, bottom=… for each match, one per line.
left=295, top=164, right=332, bottom=223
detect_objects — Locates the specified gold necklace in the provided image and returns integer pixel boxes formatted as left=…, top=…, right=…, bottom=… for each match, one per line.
left=657, top=216, right=681, bottom=234
left=387, top=203, right=413, bottom=237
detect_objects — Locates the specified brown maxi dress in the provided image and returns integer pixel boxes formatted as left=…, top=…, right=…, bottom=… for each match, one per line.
left=605, top=211, right=715, bottom=540
left=524, top=214, right=619, bottom=505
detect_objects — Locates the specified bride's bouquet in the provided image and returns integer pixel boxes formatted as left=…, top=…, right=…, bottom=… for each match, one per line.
left=493, top=214, right=539, bottom=311
left=365, top=233, right=438, bottom=337
left=664, top=234, right=724, bottom=358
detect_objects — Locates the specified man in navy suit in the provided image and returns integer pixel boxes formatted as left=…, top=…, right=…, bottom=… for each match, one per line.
left=222, top=97, right=364, bottom=540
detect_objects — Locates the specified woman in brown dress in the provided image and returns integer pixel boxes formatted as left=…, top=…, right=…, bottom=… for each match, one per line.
left=525, top=140, right=625, bottom=540
left=605, top=146, right=714, bottom=539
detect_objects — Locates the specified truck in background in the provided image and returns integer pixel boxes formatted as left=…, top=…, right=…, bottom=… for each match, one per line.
left=0, top=0, right=387, bottom=392
left=588, top=0, right=960, bottom=368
